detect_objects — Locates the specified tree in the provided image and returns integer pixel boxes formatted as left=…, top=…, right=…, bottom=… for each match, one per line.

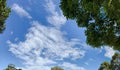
left=4, top=64, right=22, bottom=70
left=0, top=0, right=11, bottom=33
left=51, top=66, right=64, bottom=70
left=98, top=62, right=111, bottom=70
left=98, top=53, right=120, bottom=70
left=110, top=53, right=120, bottom=70
left=60, top=0, right=120, bottom=50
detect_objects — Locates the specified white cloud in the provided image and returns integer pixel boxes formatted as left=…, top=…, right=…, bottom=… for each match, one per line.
left=8, top=0, right=86, bottom=70
left=8, top=21, right=85, bottom=70
left=104, top=46, right=116, bottom=58
left=61, top=62, right=85, bottom=70
left=22, top=66, right=51, bottom=70
left=12, top=3, right=32, bottom=19
left=45, top=0, right=66, bottom=27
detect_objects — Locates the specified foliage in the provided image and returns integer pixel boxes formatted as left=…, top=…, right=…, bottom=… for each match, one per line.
left=0, top=0, right=11, bottom=33
left=4, top=64, right=22, bottom=70
left=60, top=0, right=120, bottom=50
left=98, top=53, right=120, bottom=70
left=51, top=66, right=64, bottom=70
left=98, top=62, right=111, bottom=70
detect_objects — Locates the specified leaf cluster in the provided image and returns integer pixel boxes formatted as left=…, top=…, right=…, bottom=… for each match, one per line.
left=51, top=66, right=64, bottom=70
left=60, top=0, right=120, bottom=50
left=0, top=0, right=11, bottom=33
left=99, top=53, right=120, bottom=70
left=4, top=64, right=22, bottom=70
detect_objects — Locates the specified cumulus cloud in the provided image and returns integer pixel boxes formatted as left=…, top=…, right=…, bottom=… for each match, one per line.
left=104, top=47, right=116, bottom=58
left=61, top=62, right=85, bottom=70
left=45, top=0, right=66, bottom=27
left=12, top=3, right=32, bottom=19
left=8, top=21, right=85, bottom=70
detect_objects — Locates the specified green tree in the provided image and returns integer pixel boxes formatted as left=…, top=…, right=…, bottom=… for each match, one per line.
left=4, top=64, right=22, bottom=70
left=60, top=0, right=120, bottom=50
left=98, top=53, right=120, bottom=70
left=99, top=62, right=111, bottom=70
left=110, top=53, right=120, bottom=70
left=0, top=0, right=11, bottom=33
left=51, top=66, right=64, bottom=70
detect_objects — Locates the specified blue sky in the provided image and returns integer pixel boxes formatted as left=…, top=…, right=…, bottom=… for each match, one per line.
left=0, top=0, right=117, bottom=70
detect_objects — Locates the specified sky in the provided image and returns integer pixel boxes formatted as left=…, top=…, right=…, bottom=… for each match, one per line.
left=0, top=0, right=118, bottom=70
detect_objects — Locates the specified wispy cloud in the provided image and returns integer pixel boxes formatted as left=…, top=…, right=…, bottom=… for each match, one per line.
left=8, top=21, right=85, bottom=70
left=8, top=0, right=86, bottom=70
left=84, top=62, right=89, bottom=65
left=45, top=0, right=66, bottom=27
left=12, top=3, right=32, bottom=19
left=61, top=62, right=85, bottom=70
left=8, top=21, right=85, bottom=60
left=104, top=46, right=116, bottom=58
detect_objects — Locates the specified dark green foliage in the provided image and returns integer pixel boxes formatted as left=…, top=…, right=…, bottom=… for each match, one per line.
left=60, top=0, right=120, bottom=50
left=98, top=53, right=120, bottom=70
left=99, top=62, right=110, bottom=70
left=51, top=66, right=64, bottom=70
left=4, top=64, right=22, bottom=70
left=110, top=53, right=120, bottom=70
left=0, top=0, right=11, bottom=33
left=60, top=0, right=80, bottom=19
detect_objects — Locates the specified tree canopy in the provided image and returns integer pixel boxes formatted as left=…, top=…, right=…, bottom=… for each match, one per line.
left=51, top=66, right=64, bottom=70
left=60, top=0, right=120, bottom=50
left=0, top=0, right=11, bottom=33
left=98, top=53, right=120, bottom=70
left=4, top=64, right=22, bottom=70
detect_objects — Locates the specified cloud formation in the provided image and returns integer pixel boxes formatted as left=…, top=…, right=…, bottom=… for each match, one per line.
left=8, top=21, right=85, bottom=60
left=61, top=62, right=85, bottom=70
left=8, top=0, right=86, bottom=70
left=8, top=21, right=85, bottom=70
left=104, top=47, right=116, bottom=58
left=12, top=3, right=32, bottom=19
left=45, top=0, right=66, bottom=27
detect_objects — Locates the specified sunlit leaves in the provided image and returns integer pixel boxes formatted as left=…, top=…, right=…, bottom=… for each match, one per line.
left=0, top=0, right=11, bottom=33
left=99, top=53, right=120, bottom=70
left=51, top=66, right=64, bottom=70
left=99, top=62, right=110, bottom=70
left=4, top=64, right=22, bottom=70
